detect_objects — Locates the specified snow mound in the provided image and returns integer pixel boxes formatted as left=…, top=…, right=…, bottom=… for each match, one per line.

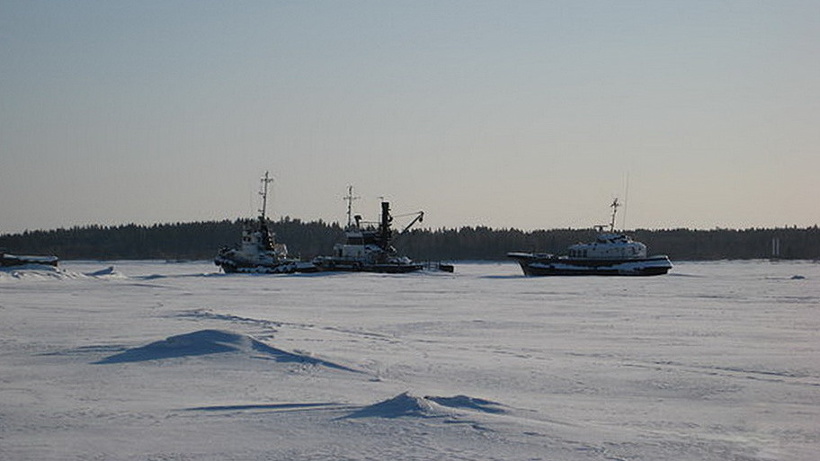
left=345, top=392, right=441, bottom=419
left=426, top=395, right=507, bottom=414
left=0, top=264, right=75, bottom=280
left=0, top=264, right=124, bottom=280
left=83, top=266, right=125, bottom=278
left=95, top=329, right=358, bottom=371
left=346, top=392, right=506, bottom=419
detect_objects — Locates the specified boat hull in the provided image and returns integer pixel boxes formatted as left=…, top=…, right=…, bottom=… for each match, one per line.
left=312, top=257, right=424, bottom=274
left=215, top=257, right=317, bottom=274
left=1, top=253, right=59, bottom=268
left=507, top=252, right=672, bottom=277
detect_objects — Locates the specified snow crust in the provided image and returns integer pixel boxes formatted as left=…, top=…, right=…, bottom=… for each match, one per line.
left=1, top=260, right=818, bottom=460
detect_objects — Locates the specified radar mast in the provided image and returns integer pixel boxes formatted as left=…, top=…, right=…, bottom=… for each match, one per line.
left=609, top=198, right=620, bottom=233
left=344, top=185, right=360, bottom=228
left=258, top=171, right=274, bottom=221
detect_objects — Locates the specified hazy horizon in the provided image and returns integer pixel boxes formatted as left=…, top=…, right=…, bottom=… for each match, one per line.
left=3, top=1, right=819, bottom=235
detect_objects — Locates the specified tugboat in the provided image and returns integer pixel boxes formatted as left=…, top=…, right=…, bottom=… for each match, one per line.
left=312, top=187, right=427, bottom=273
left=507, top=199, right=672, bottom=276
left=214, top=172, right=315, bottom=274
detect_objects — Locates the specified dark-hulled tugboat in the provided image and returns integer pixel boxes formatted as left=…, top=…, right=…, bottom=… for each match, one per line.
left=312, top=187, right=426, bottom=273
left=214, top=172, right=315, bottom=274
left=508, top=199, right=672, bottom=276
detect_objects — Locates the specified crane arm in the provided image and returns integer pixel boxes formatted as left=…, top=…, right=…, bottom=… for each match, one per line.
left=400, top=211, right=424, bottom=234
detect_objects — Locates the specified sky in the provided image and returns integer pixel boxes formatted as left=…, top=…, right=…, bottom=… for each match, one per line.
left=2, top=1, right=819, bottom=235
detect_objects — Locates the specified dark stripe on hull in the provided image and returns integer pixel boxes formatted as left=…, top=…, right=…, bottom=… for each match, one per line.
left=519, top=264, right=670, bottom=276
left=215, top=259, right=317, bottom=274
left=314, top=262, right=424, bottom=273
left=1, top=255, right=60, bottom=267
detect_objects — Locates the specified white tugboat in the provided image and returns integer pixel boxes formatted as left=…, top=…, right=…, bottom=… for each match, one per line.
left=312, top=187, right=430, bottom=273
left=214, top=172, right=315, bottom=274
left=508, top=199, right=672, bottom=276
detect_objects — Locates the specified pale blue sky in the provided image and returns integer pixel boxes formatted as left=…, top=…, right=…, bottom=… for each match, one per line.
left=2, top=1, right=818, bottom=235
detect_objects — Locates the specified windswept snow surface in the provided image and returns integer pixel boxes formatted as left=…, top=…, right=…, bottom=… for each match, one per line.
left=1, top=260, right=818, bottom=460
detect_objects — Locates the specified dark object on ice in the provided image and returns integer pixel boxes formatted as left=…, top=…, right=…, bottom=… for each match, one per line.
left=431, top=262, right=455, bottom=273
left=508, top=199, right=672, bottom=276
left=1, top=249, right=59, bottom=267
left=214, top=172, right=316, bottom=274
left=312, top=187, right=436, bottom=273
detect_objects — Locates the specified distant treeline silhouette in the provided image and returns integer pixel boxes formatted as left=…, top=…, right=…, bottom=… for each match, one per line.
left=2, top=218, right=818, bottom=261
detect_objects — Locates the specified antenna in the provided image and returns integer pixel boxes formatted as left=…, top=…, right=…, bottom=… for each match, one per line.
left=258, top=171, right=273, bottom=221
left=622, top=172, right=630, bottom=231
left=344, top=185, right=360, bottom=227
left=609, top=198, right=620, bottom=233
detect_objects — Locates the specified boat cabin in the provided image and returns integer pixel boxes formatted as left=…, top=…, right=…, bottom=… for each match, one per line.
left=567, top=233, right=647, bottom=260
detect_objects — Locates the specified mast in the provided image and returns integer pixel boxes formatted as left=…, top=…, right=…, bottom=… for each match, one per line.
left=258, top=171, right=273, bottom=221
left=609, top=198, right=620, bottom=233
left=344, top=185, right=360, bottom=228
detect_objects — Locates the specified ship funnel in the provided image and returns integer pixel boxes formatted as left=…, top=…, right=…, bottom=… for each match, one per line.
left=380, top=202, right=392, bottom=248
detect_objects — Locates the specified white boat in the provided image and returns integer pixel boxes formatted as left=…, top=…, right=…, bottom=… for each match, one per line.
left=214, top=172, right=315, bottom=274
left=508, top=199, right=672, bottom=276
left=312, top=187, right=435, bottom=273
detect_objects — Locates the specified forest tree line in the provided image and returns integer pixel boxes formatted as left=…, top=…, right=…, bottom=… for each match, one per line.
left=2, top=218, right=819, bottom=261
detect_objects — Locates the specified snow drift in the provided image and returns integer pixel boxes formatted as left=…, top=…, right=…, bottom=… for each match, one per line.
left=0, top=264, right=123, bottom=280
left=95, top=329, right=359, bottom=372
left=345, top=392, right=507, bottom=419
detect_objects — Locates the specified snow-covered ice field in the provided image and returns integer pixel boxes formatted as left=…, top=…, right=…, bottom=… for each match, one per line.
left=1, top=260, right=818, bottom=460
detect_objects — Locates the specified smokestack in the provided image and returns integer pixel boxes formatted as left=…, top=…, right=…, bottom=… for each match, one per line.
left=380, top=201, right=391, bottom=248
